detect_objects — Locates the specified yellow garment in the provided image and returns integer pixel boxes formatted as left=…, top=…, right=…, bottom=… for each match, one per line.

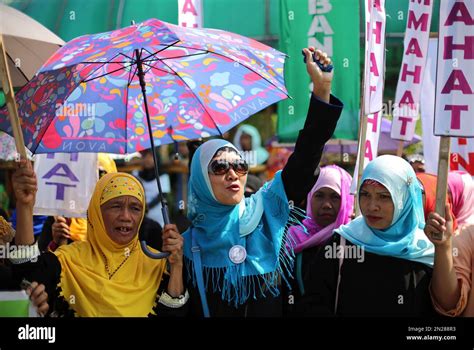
left=0, top=216, right=15, bottom=245
left=67, top=154, right=117, bottom=242
left=54, top=173, right=166, bottom=317
left=68, top=218, right=87, bottom=242
left=100, top=175, right=143, bottom=205
left=98, top=153, right=118, bottom=174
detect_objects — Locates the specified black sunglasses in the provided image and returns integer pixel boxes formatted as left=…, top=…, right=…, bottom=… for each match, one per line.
left=208, top=159, right=249, bottom=176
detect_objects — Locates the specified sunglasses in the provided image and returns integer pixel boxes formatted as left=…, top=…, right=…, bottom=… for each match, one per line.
left=208, top=159, right=249, bottom=176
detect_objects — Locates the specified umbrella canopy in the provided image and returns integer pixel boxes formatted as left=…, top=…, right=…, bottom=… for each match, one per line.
left=0, top=18, right=287, bottom=155
left=0, top=18, right=288, bottom=258
left=0, top=3, right=64, bottom=88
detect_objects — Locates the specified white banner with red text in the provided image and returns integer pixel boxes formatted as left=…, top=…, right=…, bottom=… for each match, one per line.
left=391, top=0, right=433, bottom=141
left=434, top=0, right=474, bottom=137
left=178, top=0, right=203, bottom=28
left=364, top=0, right=386, bottom=115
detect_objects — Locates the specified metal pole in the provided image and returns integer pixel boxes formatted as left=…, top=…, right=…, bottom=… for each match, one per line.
left=135, top=48, right=170, bottom=259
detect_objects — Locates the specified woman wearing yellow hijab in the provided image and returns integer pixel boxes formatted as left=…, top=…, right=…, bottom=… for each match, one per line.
left=11, top=160, right=186, bottom=317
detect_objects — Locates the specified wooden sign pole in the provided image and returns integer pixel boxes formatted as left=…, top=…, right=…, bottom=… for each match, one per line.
left=396, top=140, right=404, bottom=157
left=433, top=137, right=450, bottom=240
left=354, top=88, right=367, bottom=216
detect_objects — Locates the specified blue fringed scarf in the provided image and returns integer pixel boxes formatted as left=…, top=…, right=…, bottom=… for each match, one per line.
left=182, top=139, right=301, bottom=308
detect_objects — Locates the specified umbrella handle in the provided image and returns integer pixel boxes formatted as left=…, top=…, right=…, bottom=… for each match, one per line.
left=140, top=240, right=170, bottom=259
left=140, top=205, right=172, bottom=259
left=301, top=50, right=334, bottom=72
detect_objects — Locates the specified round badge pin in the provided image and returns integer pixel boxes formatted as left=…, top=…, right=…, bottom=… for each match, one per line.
left=229, top=245, right=247, bottom=264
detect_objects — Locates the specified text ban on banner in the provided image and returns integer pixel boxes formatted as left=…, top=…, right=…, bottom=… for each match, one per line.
left=364, top=0, right=386, bottom=115
left=350, top=112, right=383, bottom=193
left=391, top=0, right=433, bottom=141
left=434, top=0, right=474, bottom=136
left=178, top=0, right=203, bottom=28
left=277, top=0, right=360, bottom=142
left=33, top=153, right=98, bottom=218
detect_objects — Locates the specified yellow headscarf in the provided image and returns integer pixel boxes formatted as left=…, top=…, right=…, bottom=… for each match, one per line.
left=54, top=172, right=166, bottom=317
left=97, top=153, right=118, bottom=174
left=68, top=153, right=118, bottom=242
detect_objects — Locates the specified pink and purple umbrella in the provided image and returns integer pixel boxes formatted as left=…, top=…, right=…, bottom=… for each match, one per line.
left=0, top=19, right=288, bottom=258
left=0, top=19, right=287, bottom=154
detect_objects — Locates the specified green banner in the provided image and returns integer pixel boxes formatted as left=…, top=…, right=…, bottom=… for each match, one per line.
left=5, top=0, right=280, bottom=42
left=278, top=0, right=360, bottom=142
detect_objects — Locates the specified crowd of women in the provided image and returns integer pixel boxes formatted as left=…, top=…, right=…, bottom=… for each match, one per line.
left=1, top=47, right=473, bottom=318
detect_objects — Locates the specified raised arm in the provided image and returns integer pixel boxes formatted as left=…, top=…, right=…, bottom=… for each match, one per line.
left=11, top=159, right=37, bottom=245
left=282, top=48, right=343, bottom=205
left=424, top=204, right=462, bottom=313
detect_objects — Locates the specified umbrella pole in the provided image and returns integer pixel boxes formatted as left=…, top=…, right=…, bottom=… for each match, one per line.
left=135, top=49, right=170, bottom=259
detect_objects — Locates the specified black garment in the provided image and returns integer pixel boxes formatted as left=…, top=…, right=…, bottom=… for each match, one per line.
left=38, top=216, right=163, bottom=252
left=140, top=217, right=163, bottom=250
left=0, top=208, right=8, bottom=220
left=0, top=263, right=18, bottom=290
left=187, top=93, right=343, bottom=317
left=295, top=234, right=436, bottom=317
left=281, top=94, right=342, bottom=206
left=283, top=243, right=327, bottom=317
left=37, top=216, right=55, bottom=252
left=138, top=167, right=157, bottom=182
left=244, top=174, right=264, bottom=197
left=10, top=251, right=187, bottom=317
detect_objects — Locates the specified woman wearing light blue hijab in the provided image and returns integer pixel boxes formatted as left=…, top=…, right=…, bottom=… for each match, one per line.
left=233, top=124, right=269, bottom=165
left=297, top=155, right=436, bottom=316
left=182, top=48, right=344, bottom=317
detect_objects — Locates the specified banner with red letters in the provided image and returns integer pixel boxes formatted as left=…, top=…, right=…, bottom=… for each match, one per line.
left=391, top=0, right=433, bottom=141
left=422, top=38, right=474, bottom=178
left=364, top=0, right=386, bottom=115
left=178, top=0, right=203, bottom=28
left=350, top=112, right=383, bottom=193
left=434, top=0, right=474, bottom=137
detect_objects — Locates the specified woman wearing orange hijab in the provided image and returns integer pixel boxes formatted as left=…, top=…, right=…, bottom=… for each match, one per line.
left=416, top=173, right=457, bottom=231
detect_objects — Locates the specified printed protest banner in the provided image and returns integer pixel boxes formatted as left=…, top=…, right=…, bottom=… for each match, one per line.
left=33, top=153, right=98, bottom=217
left=391, top=0, right=434, bottom=141
left=434, top=0, right=474, bottom=137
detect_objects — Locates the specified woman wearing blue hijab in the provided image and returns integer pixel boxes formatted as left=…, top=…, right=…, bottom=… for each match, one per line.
left=183, top=47, right=344, bottom=317
left=296, top=155, right=436, bottom=316
left=233, top=124, right=269, bottom=165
